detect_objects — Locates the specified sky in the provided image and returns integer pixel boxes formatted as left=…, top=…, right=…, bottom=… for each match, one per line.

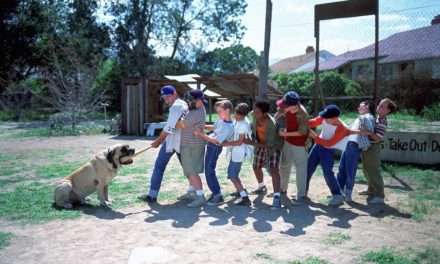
left=240, top=0, right=440, bottom=63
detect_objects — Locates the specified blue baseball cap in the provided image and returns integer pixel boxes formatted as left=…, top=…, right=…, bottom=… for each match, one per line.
left=160, top=85, right=176, bottom=97
left=319, top=104, right=341, bottom=118
left=276, top=91, right=300, bottom=109
left=189, top=89, right=205, bottom=100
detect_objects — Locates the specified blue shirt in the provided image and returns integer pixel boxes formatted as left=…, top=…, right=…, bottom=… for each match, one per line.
left=210, top=119, right=234, bottom=144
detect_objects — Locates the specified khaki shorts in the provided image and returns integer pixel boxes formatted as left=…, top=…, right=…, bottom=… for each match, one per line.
left=180, top=144, right=205, bottom=177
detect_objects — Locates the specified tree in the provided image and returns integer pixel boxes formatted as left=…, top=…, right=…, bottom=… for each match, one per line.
left=109, top=0, right=168, bottom=76
left=165, top=0, right=247, bottom=60
left=65, top=0, right=111, bottom=66
left=0, top=0, right=47, bottom=92
left=194, top=44, right=259, bottom=75
left=37, top=42, right=107, bottom=130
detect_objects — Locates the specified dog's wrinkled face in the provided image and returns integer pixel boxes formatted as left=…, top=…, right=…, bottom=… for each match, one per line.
left=106, top=144, right=136, bottom=169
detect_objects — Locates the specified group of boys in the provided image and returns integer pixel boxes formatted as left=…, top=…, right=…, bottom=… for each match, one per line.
left=139, top=85, right=397, bottom=208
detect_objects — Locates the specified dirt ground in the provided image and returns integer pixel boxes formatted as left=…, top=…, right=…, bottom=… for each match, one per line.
left=0, top=132, right=439, bottom=264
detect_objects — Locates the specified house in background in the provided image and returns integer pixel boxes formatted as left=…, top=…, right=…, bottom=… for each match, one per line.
left=318, top=15, right=440, bottom=82
left=270, top=46, right=335, bottom=74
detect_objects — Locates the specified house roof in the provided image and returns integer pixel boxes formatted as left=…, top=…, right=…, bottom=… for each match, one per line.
left=320, top=24, right=440, bottom=70
left=270, top=50, right=334, bottom=74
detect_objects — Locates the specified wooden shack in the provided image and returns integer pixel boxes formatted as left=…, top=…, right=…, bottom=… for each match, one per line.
left=121, top=73, right=282, bottom=135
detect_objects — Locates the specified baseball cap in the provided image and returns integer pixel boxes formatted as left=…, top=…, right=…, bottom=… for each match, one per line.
left=276, top=91, right=300, bottom=109
left=160, top=85, right=176, bottom=97
left=319, top=104, right=341, bottom=118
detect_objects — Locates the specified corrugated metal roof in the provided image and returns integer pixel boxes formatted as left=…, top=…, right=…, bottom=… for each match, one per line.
left=164, top=74, right=221, bottom=97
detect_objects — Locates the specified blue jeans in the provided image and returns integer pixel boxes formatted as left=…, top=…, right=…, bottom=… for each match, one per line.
left=306, top=144, right=341, bottom=196
left=205, top=143, right=223, bottom=195
left=227, top=161, right=242, bottom=179
left=337, top=141, right=361, bottom=196
left=148, top=143, right=180, bottom=198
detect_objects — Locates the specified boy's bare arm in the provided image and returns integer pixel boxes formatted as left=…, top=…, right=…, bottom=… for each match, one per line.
left=222, top=134, right=245, bottom=147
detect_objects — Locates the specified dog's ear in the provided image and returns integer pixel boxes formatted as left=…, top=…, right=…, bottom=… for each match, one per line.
left=106, top=148, right=117, bottom=169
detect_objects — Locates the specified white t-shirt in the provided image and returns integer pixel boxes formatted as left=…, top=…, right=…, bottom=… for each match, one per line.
left=319, top=119, right=348, bottom=151
left=230, top=119, right=252, bottom=162
left=163, top=98, right=188, bottom=153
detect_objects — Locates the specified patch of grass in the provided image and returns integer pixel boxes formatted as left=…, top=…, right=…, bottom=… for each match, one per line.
left=36, top=162, right=83, bottom=179
left=0, top=183, right=81, bottom=223
left=0, top=232, right=13, bottom=250
left=290, top=257, right=330, bottom=264
left=119, top=164, right=150, bottom=176
left=382, top=164, right=440, bottom=220
left=0, top=150, right=71, bottom=189
left=324, top=231, right=351, bottom=245
left=408, top=247, right=440, bottom=264
left=0, top=177, right=150, bottom=223
left=109, top=179, right=147, bottom=208
left=361, top=248, right=421, bottom=264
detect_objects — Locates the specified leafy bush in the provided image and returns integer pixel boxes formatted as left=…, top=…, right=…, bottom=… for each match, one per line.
left=422, top=102, right=440, bottom=121
left=272, top=71, right=362, bottom=97
left=0, top=111, right=16, bottom=121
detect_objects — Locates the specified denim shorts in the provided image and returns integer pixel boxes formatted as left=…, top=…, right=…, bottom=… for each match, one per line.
left=227, top=161, right=243, bottom=179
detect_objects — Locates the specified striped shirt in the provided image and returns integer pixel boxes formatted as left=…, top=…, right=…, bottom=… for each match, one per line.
left=181, top=107, right=206, bottom=145
left=374, top=116, right=388, bottom=139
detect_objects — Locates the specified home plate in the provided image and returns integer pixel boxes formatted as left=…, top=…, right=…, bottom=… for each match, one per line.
left=128, top=247, right=178, bottom=264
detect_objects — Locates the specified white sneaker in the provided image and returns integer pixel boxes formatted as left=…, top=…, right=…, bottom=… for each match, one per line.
left=177, top=191, right=196, bottom=201
left=187, top=195, right=206, bottom=207
left=368, top=197, right=385, bottom=204
left=328, top=195, right=344, bottom=206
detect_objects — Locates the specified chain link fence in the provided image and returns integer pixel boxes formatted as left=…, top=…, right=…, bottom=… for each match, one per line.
left=272, top=1, right=440, bottom=131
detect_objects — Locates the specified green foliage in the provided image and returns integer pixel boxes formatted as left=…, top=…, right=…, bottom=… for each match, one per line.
left=272, top=71, right=362, bottom=97
left=0, top=232, right=13, bottom=250
left=422, top=102, right=440, bottom=121
left=0, top=111, right=16, bottom=121
left=362, top=248, right=414, bottom=264
left=194, top=44, right=259, bottom=75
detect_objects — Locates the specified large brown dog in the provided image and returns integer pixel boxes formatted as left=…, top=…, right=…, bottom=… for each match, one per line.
left=54, top=144, right=135, bottom=209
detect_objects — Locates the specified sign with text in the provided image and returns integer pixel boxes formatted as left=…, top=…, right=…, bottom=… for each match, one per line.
left=380, top=131, right=440, bottom=165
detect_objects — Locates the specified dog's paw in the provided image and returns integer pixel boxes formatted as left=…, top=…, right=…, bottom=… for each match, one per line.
left=63, top=203, right=73, bottom=209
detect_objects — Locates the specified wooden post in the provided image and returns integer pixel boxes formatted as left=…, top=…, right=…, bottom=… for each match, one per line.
left=139, top=77, right=145, bottom=135
left=314, top=18, right=320, bottom=114
left=258, top=0, right=272, bottom=101
left=373, top=7, right=379, bottom=104
left=208, top=97, right=213, bottom=123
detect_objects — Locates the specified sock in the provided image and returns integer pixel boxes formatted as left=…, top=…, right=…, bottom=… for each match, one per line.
left=187, top=186, right=195, bottom=192
left=258, top=182, right=265, bottom=188
left=196, top=190, right=204, bottom=196
left=273, top=192, right=280, bottom=197
left=240, top=190, right=248, bottom=197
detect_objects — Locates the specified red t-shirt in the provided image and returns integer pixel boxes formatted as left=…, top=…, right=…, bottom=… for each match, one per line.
left=285, top=112, right=307, bottom=146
